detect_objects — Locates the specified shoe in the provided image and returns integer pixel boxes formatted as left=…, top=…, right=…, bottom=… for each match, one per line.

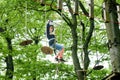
left=59, top=58, right=66, bottom=62
left=55, top=57, right=59, bottom=61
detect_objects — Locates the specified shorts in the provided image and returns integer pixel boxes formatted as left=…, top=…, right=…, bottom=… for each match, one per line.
left=50, top=43, right=63, bottom=51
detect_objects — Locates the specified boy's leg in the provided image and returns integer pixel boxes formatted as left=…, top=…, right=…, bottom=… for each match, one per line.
left=57, top=48, right=64, bottom=59
left=55, top=44, right=65, bottom=62
left=54, top=44, right=63, bottom=58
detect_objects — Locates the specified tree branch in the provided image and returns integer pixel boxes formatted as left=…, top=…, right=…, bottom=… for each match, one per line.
left=49, top=2, right=72, bottom=27
left=78, top=1, right=89, bottom=17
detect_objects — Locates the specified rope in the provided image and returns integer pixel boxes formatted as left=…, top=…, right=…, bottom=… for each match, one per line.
left=59, top=25, right=62, bottom=43
left=55, top=61, right=60, bottom=75
left=25, top=1, right=27, bottom=34
left=53, top=30, right=57, bottom=55
left=54, top=1, right=64, bottom=76
left=45, top=5, right=48, bottom=46
left=93, top=27, right=105, bottom=67
left=94, top=29, right=98, bottom=62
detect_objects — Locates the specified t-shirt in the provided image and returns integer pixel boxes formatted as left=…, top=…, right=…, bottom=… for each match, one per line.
left=46, top=22, right=55, bottom=46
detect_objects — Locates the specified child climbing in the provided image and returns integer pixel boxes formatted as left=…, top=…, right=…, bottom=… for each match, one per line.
left=46, top=20, right=65, bottom=62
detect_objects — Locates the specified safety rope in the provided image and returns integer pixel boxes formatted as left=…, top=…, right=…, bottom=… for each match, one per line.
left=45, top=5, right=48, bottom=46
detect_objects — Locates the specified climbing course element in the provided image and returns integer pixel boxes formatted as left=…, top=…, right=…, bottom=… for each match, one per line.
left=41, top=46, right=53, bottom=54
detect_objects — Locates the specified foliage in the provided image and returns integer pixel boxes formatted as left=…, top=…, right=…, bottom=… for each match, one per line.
left=0, top=0, right=116, bottom=79
left=88, top=69, right=110, bottom=80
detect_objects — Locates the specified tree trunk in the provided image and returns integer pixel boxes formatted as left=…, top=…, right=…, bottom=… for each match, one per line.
left=83, top=0, right=94, bottom=71
left=5, top=37, right=14, bottom=80
left=56, top=0, right=84, bottom=79
left=71, top=25, right=84, bottom=80
left=83, top=17, right=94, bottom=70
left=103, top=0, right=120, bottom=72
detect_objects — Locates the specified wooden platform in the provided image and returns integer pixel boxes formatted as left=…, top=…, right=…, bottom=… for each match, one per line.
left=102, top=72, right=120, bottom=80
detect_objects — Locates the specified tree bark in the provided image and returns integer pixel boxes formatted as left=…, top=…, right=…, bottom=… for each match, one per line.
left=53, top=0, right=93, bottom=79
left=83, top=0, right=94, bottom=71
left=83, top=18, right=94, bottom=70
left=78, top=1, right=89, bottom=17
left=5, top=37, right=14, bottom=80
left=103, top=0, right=120, bottom=72
left=68, top=0, right=85, bottom=79
left=71, top=25, right=84, bottom=80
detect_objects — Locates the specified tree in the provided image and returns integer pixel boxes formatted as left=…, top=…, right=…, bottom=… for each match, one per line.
left=0, top=0, right=114, bottom=79
left=47, top=0, right=95, bottom=79
left=103, top=0, right=120, bottom=72
left=5, top=37, right=14, bottom=80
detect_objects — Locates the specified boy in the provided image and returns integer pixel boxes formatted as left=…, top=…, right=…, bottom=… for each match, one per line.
left=46, top=20, right=65, bottom=62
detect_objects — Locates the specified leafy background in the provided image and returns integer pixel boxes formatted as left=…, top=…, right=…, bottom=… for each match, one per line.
left=0, top=0, right=118, bottom=79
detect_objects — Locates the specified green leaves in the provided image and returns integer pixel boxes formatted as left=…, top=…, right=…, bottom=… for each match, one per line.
left=0, top=0, right=113, bottom=79
left=88, top=69, right=110, bottom=80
